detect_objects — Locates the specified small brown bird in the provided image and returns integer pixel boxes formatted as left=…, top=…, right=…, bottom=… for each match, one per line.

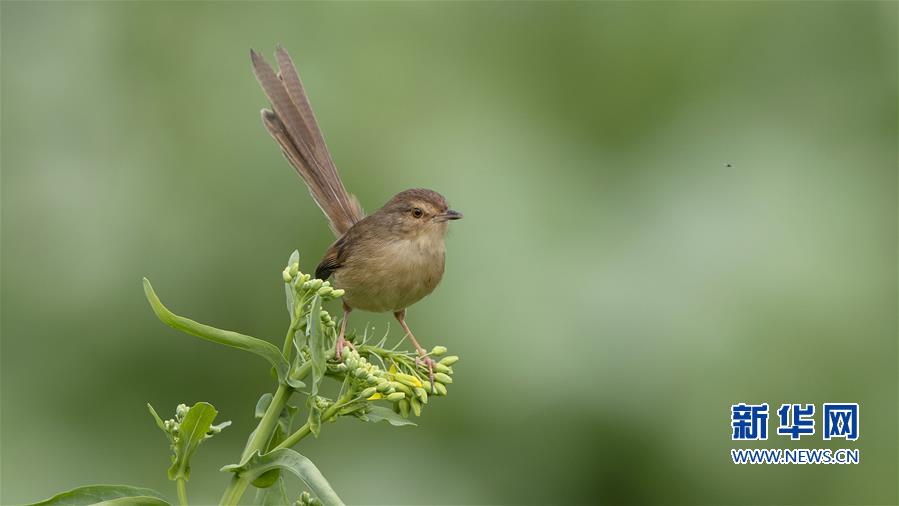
left=250, top=46, right=462, bottom=381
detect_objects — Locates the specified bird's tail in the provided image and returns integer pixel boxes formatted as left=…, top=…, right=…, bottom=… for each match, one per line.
left=250, top=46, right=364, bottom=237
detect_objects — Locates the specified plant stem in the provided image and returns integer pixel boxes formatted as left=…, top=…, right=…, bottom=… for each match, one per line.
left=220, top=362, right=314, bottom=505
left=274, top=388, right=356, bottom=451
left=242, top=384, right=291, bottom=461
left=220, top=384, right=291, bottom=506
left=176, top=478, right=189, bottom=506
left=220, top=475, right=249, bottom=506
left=281, top=321, right=298, bottom=359
left=273, top=421, right=312, bottom=450
left=220, top=387, right=356, bottom=505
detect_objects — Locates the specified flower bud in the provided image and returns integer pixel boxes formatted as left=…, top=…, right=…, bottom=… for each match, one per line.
left=176, top=404, right=189, bottom=420
left=434, top=382, right=448, bottom=396
left=395, top=372, right=423, bottom=389
left=376, top=382, right=391, bottom=392
left=430, top=345, right=448, bottom=356
left=410, top=397, right=422, bottom=417
left=317, top=286, right=333, bottom=297
left=438, top=355, right=459, bottom=366
left=386, top=392, right=405, bottom=401
left=359, top=387, right=377, bottom=398
left=434, top=373, right=453, bottom=384
left=398, top=399, right=410, bottom=418
left=289, top=263, right=300, bottom=277
left=391, top=382, right=413, bottom=395
left=414, top=387, right=428, bottom=404
left=434, top=363, right=451, bottom=374
left=282, top=268, right=293, bottom=282
left=331, top=289, right=345, bottom=297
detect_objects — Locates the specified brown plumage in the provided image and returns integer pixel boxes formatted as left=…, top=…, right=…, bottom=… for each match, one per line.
left=251, top=46, right=363, bottom=236
left=250, top=47, right=462, bottom=384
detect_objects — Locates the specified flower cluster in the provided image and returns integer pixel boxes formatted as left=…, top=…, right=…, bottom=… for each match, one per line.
left=283, top=261, right=345, bottom=300
left=329, top=344, right=458, bottom=420
left=295, top=490, right=323, bottom=506
left=283, top=258, right=345, bottom=335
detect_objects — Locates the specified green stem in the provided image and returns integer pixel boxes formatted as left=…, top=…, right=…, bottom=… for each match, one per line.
left=220, top=362, right=314, bottom=506
left=274, top=388, right=357, bottom=451
left=219, top=476, right=249, bottom=506
left=273, top=422, right=313, bottom=450
left=242, top=384, right=292, bottom=461
left=176, top=478, right=188, bottom=506
left=281, top=325, right=297, bottom=360
left=219, top=384, right=290, bottom=506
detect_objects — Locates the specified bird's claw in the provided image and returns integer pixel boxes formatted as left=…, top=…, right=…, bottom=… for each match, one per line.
left=335, top=336, right=345, bottom=361
left=415, top=353, right=436, bottom=392
left=334, top=336, right=356, bottom=361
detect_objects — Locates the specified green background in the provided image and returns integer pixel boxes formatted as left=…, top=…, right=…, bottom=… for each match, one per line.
left=2, top=2, right=896, bottom=505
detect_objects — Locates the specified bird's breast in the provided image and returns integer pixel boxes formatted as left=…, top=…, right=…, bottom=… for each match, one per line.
left=335, top=233, right=446, bottom=313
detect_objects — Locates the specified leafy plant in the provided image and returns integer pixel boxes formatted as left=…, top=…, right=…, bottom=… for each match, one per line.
left=29, top=251, right=458, bottom=506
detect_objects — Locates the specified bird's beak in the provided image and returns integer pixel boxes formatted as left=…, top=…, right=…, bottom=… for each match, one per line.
left=436, top=209, right=463, bottom=222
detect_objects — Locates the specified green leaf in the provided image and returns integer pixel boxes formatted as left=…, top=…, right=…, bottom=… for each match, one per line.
left=29, top=485, right=170, bottom=506
left=143, top=278, right=290, bottom=384
left=168, top=402, right=218, bottom=481
left=254, top=476, right=290, bottom=505
left=255, top=393, right=274, bottom=418
left=146, top=404, right=174, bottom=444
left=365, top=406, right=417, bottom=427
left=210, top=420, right=232, bottom=432
left=306, top=296, right=328, bottom=438
left=252, top=468, right=281, bottom=489
left=222, top=449, right=344, bottom=506
left=307, top=295, right=326, bottom=394
left=307, top=397, right=322, bottom=438
left=96, top=498, right=169, bottom=506
left=286, top=376, right=307, bottom=389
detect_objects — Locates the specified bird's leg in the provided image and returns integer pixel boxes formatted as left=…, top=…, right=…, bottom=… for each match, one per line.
left=335, top=302, right=353, bottom=360
left=393, top=309, right=435, bottom=388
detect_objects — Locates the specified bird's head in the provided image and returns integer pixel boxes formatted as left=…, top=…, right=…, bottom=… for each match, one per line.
left=379, top=188, right=462, bottom=238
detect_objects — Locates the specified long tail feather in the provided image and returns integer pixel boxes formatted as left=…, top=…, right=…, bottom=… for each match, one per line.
left=250, top=47, right=363, bottom=237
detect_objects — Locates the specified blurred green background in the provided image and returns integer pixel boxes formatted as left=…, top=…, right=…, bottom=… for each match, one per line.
left=2, top=2, right=896, bottom=505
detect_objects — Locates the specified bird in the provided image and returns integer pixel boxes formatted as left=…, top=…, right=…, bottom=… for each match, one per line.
left=250, top=46, right=462, bottom=382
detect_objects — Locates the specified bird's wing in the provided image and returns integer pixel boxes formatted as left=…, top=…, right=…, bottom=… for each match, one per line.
left=315, top=234, right=348, bottom=280
left=251, top=46, right=364, bottom=237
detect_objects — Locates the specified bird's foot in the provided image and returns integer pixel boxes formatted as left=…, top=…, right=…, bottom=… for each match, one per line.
left=415, top=353, right=436, bottom=392
left=334, top=335, right=357, bottom=361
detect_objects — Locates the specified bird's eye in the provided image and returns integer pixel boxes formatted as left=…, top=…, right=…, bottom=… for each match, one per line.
left=412, top=207, right=423, bottom=218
